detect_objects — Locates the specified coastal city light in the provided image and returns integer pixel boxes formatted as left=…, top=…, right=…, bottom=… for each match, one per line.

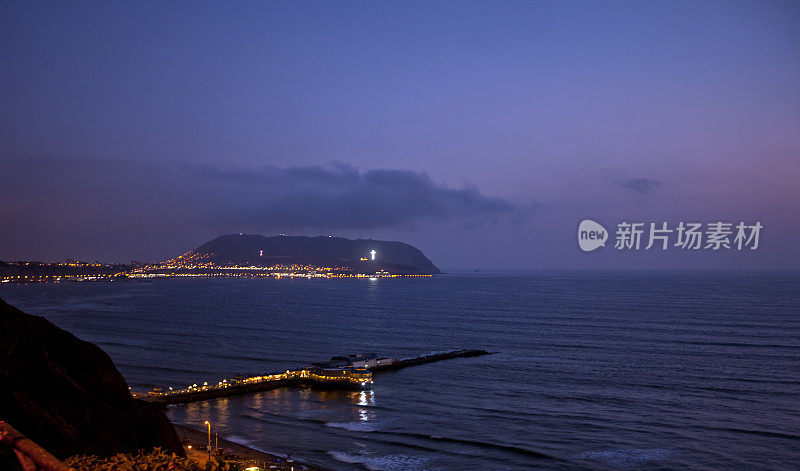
left=0, top=252, right=433, bottom=283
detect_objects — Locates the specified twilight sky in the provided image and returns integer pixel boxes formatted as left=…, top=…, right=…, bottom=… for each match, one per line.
left=1, top=0, right=799, bottom=269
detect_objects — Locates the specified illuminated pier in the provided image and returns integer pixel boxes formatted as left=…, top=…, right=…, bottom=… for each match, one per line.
left=141, top=349, right=491, bottom=405
left=142, top=367, right=371, bottom=405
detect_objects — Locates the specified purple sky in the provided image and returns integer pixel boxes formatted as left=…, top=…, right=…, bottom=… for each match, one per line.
left=1, top=1, right=798, bottom=269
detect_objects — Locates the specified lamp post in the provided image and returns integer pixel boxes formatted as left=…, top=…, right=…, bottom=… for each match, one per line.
left=203, top=421, right=211, bottom=461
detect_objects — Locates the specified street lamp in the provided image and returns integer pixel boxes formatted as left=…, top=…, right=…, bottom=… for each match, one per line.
left=203, top=421, right=211, bottom=461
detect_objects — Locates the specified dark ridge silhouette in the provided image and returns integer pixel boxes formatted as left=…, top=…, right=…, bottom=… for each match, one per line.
left=0, top=298, right=183, bottom=466
left=194, top=234, right=441, bottom=274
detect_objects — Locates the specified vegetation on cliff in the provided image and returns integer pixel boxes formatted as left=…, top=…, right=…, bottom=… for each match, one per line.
left=66, top=449, right=240, bottom=471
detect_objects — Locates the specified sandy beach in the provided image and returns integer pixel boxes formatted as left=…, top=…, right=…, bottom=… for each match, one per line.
left=173, top=423, right=328, bottom=471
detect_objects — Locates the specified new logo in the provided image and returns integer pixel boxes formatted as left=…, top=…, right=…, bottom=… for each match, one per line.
left=578, top=219, right=608, bottom=252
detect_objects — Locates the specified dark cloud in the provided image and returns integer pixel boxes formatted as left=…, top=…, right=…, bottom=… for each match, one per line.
left=186, top=161, right=362, bottom=188
left=615, top=177, right=661, bottom=194
left=189, top=162, right=524, bottom=229
left=0, top=156, right=526, bottom=261
left=603, top=170, right=661, bottom=195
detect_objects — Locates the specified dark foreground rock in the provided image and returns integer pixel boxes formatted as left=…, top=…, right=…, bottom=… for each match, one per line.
left=0, top=298, right=183, bottom=464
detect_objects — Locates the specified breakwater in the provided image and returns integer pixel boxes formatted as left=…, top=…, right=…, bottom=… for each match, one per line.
left=372, top=349, right=492, bottom=372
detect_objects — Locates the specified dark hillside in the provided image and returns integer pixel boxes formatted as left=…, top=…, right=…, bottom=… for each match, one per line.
left=194, top=235, right=441, bottom=274
left=0, top=299, right=183, bottom=463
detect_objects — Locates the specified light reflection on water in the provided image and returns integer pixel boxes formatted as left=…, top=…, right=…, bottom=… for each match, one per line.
left=172, top=387, right=381, bottom=446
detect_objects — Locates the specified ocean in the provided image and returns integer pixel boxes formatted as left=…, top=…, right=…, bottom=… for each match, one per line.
left=2, top=271, right=798, bottom=470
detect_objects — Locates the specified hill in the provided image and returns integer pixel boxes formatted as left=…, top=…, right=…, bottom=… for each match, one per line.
left=0, top=298, right=183, bottom=466
left=193, top=235, right=441, bottom=274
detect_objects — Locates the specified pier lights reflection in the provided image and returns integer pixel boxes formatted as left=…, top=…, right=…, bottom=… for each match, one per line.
left=357, top=390, right=374, bottom=407
left=182, top=401, right=218, bottom=435
left=356, top=390, right=375, bottom=423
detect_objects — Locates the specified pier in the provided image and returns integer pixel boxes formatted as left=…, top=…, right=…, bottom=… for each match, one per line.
left=371, top=349, right=493, bottom=372
left=141, top=349, right=492, bottom=405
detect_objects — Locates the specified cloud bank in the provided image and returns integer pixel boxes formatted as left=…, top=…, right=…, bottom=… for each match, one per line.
left=0, top=156, right=525, bottom=261
left=189, top=162, right=523, bottom=229
left=603, top=170, right=661, bottom=195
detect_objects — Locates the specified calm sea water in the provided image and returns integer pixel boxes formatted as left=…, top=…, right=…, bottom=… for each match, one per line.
left=2, top=271, right=799, bottom=470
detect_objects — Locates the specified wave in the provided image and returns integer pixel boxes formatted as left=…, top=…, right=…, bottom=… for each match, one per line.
left=696, top=425, right=800, bottom=441
left=665, top=339, right=799, bottom=350
left=115, top=363, right=208, bottom=375
left=576, top=448, right=673, bottom=466
left=96, top=340, right=145, bottom=349
left=327, top=451, right=433, bottom=471
left=323, top=426, right=561, bottom=462
left=206, top=353, right=283, bottom=363
left=325, top=421, right=381, bottom=433
left=222, top=435, right=281, bottom=456
left=385, top=431, right=559, bottom=461
left=243, top=409, right=560, bottom=462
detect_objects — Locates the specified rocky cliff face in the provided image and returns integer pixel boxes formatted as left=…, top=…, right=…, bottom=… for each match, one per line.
left=0, top=298, right=183, bottom=461
left=194, top=234, right=441, bottom=274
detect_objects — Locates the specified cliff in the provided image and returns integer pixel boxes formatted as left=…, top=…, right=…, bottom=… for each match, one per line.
left=0, top=298, right=183, bottom=463
left=193, top=235, right=441, bottom=274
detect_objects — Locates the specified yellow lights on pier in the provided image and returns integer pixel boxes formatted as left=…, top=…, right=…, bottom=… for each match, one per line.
left=147, top=367, right=372, bottom=399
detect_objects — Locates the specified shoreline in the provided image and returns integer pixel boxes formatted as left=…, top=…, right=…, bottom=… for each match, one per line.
left=172, top=423, right=330, bottom=471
